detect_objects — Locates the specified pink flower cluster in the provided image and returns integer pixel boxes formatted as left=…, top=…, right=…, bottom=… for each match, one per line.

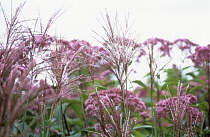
left=142, top=38, right=173, bottom=56
left=186, top=107, right=203, bottom=123
left=53, top=38, right=110, bottom=66
left=33, top=35, right=54, bottom=46
left=188, top=45, right=210, bottom=67
left=85, top=88, right=146, bottom=116
left=26, top=34, right=55, bottom=50
left=55, top=39, right=91, bottom=51
left=139, top=38, right=200, bottom=59
left=156, top=94, right=197, bottom=118
left=173, top=38, right=198, bottom=51
left=156, top=94, right=203, bottom=123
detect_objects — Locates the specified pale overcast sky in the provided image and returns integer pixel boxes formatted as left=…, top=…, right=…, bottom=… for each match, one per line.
left=1, top=0, right=210, bottom=85
left=1, top=0, right=210, bottom=46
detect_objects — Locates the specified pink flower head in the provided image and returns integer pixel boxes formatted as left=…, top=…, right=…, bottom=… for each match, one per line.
left=34, top=128, right=40, bottom=134
left=174, top=38, right=198, bottom=53
left=142, top=38, right=173, bottom=57
left=186, top=107, right=203, bottom=123
left=136, top=88, right=148, bottom=98
left=188, top=45, right=210, bottom=68
left=85, top=88, right=146, bottom=117
left=140, top=111, right=149, bottom=118
left=68, top=39, right=91, bottom=50
left=33, top=35, right=53, bottom=48
left=156, top=94, right=197, bottom=118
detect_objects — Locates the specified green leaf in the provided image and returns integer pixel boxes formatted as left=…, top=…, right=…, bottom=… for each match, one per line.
left=133, top=125, right=153, bottom=130
left=61, top=99, right=83, bottom=119
left=188, top=86, right=202, bottom=94
left=14, top=122, right=29, bottom=134
left=190, top=79, right=206, bottom=86
left=69, top=105, right=83, bottom=119
left=66, top=132, right=81, bottom=137
left=198, top=92, right=208, bottom=101
left=143, top=72, right=151, bottom=78
left=72, top=127, right=95, bottom=135
left=154, top=82, right=160, bottom=90
left=185, top=72, right=196, bottom=78
left=104, top=80, right=118, bottom=88
left=62, top=98, right=81, bottom=105
left=182, top=66, right=191, bottom=70
left=53, top=103, right=69, bottom=126
left=196, top=101, right=208, bottom=111
left=164, top=79, right=179, bottom=83
left=66, top=118, right=84, bottom=127
left=80, top=92, right=88, bottom=101
left=133, top=80, right=147, bottom=89
left=140, top=97, right=151, bottom=103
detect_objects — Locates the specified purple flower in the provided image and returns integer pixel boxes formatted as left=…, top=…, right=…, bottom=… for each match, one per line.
left=156, top=92, right=204, bottom=135
left=141, top=38, right=173, bottom=57
left=140, top=111, right=149, bottom=118
left=186, top=107, right=203, bottom=123
left=188, top=45, right=210, bottom=68
left=85, top=88, right=146, bottom=117
left=136, top=87, right=148, bottom=98
left=33, top=35, right=54, bottom=48
left=173, top=38, right=198, bottom=52
left=156, top=94, right=197, bottom=118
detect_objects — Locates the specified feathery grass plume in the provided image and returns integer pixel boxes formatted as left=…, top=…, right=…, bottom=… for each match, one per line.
left=93, top=12, right=143, bottom=119
left=46, top=36, right=112, bottom=137
left=36, top=37, right=89, bottom=136
left=0, top=1, right=27, bottom=49
left=0, top=52, right=54, bottom=136
left=0, top=1, right=66, bottom=136
left=156, top=83, right=204, bottom=137
left=45, top=38, right=86, bottom=99
left=0, top=2, right=38, bottom=136
left=0, top=37, right=56, bottom=136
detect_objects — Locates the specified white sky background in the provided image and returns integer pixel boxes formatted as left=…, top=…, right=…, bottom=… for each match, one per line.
left=1, top=0, right=210, bottom=45
left=1, top=0, right=210, bottom=86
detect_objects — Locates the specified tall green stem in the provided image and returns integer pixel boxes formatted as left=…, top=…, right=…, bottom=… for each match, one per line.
left=78, top=90, right=89, bottom=137
left=149, top=45, right=157, bottom=137
left=207, top=59, right=210, bottom=130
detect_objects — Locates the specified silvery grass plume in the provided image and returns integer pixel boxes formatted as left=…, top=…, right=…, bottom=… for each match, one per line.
left=0, top=1, right=66, bottom=136
left=0, top=2, right=27, bottom=49
left=0, top=47, right=55, bottom=136
left=156, top=83, right=204, bottom=137
left=43, top=38, right=86, bottom=114
left=94, top=12, right=140, bottom=88
left=93, top=12, right=145, bottom=119
left=24, top=37, right=88, bottom=136
left=45, top=39, right=85, bottom=96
